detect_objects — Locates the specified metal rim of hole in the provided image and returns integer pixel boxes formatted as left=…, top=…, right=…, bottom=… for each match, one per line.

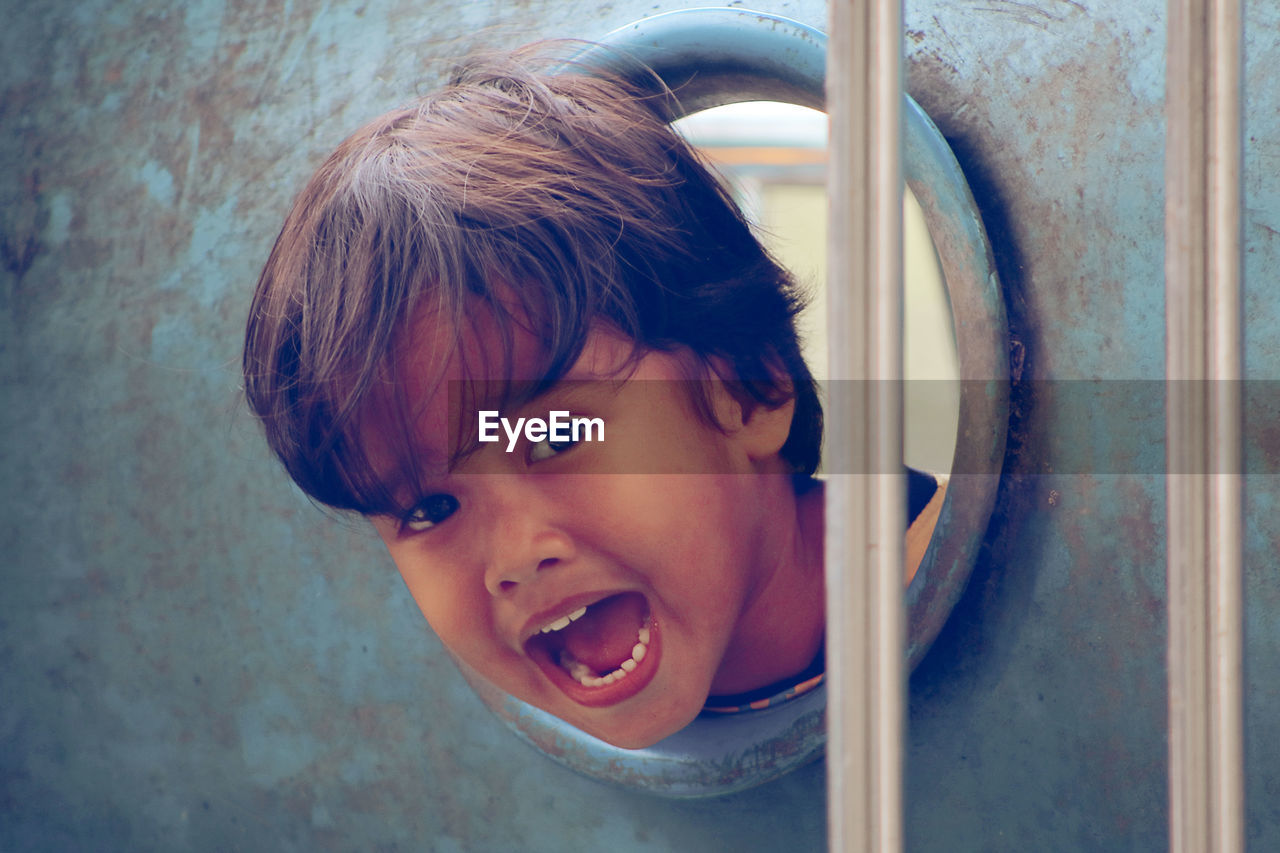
left=460, top=7, right=1010, bottom=799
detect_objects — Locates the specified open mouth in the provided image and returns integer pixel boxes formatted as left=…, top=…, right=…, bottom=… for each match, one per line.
left=523, top=592, right=659, bottom=708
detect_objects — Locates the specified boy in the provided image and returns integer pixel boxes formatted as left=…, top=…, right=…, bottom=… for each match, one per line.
left=243, top=47, right=942, bottom=748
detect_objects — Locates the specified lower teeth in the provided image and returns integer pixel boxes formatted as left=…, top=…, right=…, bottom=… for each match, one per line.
left=557, top=623, right=650, bottom=687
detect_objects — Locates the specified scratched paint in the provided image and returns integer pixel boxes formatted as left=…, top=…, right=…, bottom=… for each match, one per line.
left=2, top=0, right=1279, bottom=850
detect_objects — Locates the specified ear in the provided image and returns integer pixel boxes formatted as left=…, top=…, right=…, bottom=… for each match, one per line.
left=734, top=393, right=795, bottom=463
left=707, top=372, right=796, bottom=465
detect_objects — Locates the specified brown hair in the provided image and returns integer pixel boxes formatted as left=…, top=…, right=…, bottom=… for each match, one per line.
left=243, top=44, right=822, bottom=515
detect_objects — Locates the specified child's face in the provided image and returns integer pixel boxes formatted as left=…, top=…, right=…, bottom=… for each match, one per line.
left=365, top=312, right=803, bottom=748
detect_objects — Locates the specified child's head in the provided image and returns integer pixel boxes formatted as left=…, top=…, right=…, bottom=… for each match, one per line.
left=243, top=46, right=826, bottom=747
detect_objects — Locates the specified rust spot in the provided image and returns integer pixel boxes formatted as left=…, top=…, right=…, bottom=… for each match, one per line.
left=1117, top=481, right=1159, bottom=557
left=1009, top=338, right=1026, bottom=381
left=2, top=167, right=46, bottom=289
left=968, top=0, right=1087, bottom=31
left=1, top=230, right=40, bottom=278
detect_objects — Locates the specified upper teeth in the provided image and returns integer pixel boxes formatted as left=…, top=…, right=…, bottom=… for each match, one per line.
left=539, top=605, right=588, bottom=634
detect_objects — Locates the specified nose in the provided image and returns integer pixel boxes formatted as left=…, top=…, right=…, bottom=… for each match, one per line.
left=482, top=508, right=575, bottom=597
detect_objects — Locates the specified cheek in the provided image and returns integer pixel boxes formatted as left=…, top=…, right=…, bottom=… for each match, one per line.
left=580, top=476, right=750, bottom=584
left=385, top=546, right=488, bottom=653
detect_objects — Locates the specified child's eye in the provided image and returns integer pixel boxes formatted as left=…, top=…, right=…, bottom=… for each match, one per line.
left=403, top=494, right=460, bottom=532
left=525, top=415, right=601, bottom=464
left=528, top=435, right=579, bottom=463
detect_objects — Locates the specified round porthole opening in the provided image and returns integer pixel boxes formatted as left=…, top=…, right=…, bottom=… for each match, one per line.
left=461, top=7, right=1009, bottom=798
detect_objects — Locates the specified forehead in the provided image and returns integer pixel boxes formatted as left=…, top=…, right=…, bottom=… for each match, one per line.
left=361, top=303, right=642, bottom=482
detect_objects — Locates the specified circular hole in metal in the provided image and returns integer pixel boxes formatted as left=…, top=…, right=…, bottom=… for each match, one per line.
left=461, top=7, right=1008, bottom=798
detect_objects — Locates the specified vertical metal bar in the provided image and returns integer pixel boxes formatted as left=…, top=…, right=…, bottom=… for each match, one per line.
left=826, top=0, right=903, bottom=851
left=1165, top=0, right=1244, bottom=851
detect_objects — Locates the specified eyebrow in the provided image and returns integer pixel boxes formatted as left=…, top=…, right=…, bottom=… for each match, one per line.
left=362, top=446, right=454, bottom=517
left=371, top=375, right=628, bottom=498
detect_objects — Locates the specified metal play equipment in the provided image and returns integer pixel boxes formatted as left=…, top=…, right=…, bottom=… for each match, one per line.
left=2, top=0, right=1277, bottom=849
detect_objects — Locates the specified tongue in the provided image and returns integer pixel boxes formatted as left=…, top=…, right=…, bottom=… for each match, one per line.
left=559, top=593, right=648, bottom=673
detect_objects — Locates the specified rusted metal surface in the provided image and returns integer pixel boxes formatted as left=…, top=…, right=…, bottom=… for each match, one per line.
left=2, top=0, right=1278, bottom=850
left=901, top=3, right=1279, bottom=851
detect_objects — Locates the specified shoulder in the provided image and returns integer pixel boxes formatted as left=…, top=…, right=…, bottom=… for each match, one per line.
left=905, top=469, right=948, bottom=586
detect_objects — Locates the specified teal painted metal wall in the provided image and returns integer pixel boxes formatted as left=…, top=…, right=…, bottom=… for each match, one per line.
left=2, top=0, right=1277, bottom=849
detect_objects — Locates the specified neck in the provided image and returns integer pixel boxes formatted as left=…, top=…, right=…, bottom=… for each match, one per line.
left=709, top=478, right=826, bottom=696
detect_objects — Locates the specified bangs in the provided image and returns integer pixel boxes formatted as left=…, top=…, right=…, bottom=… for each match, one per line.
left=316, top=283, right=613, bottom=518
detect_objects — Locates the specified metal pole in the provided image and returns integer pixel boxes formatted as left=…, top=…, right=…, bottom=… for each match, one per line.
left=826, top=0, right=904, bottom=850
left=1165, top=0, right=1244, bottom=850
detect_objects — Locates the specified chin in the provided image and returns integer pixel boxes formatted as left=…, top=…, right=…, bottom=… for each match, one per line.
left=574, top=688, right=709, bottom=749
left=576, top=708, right=697, bottom=750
